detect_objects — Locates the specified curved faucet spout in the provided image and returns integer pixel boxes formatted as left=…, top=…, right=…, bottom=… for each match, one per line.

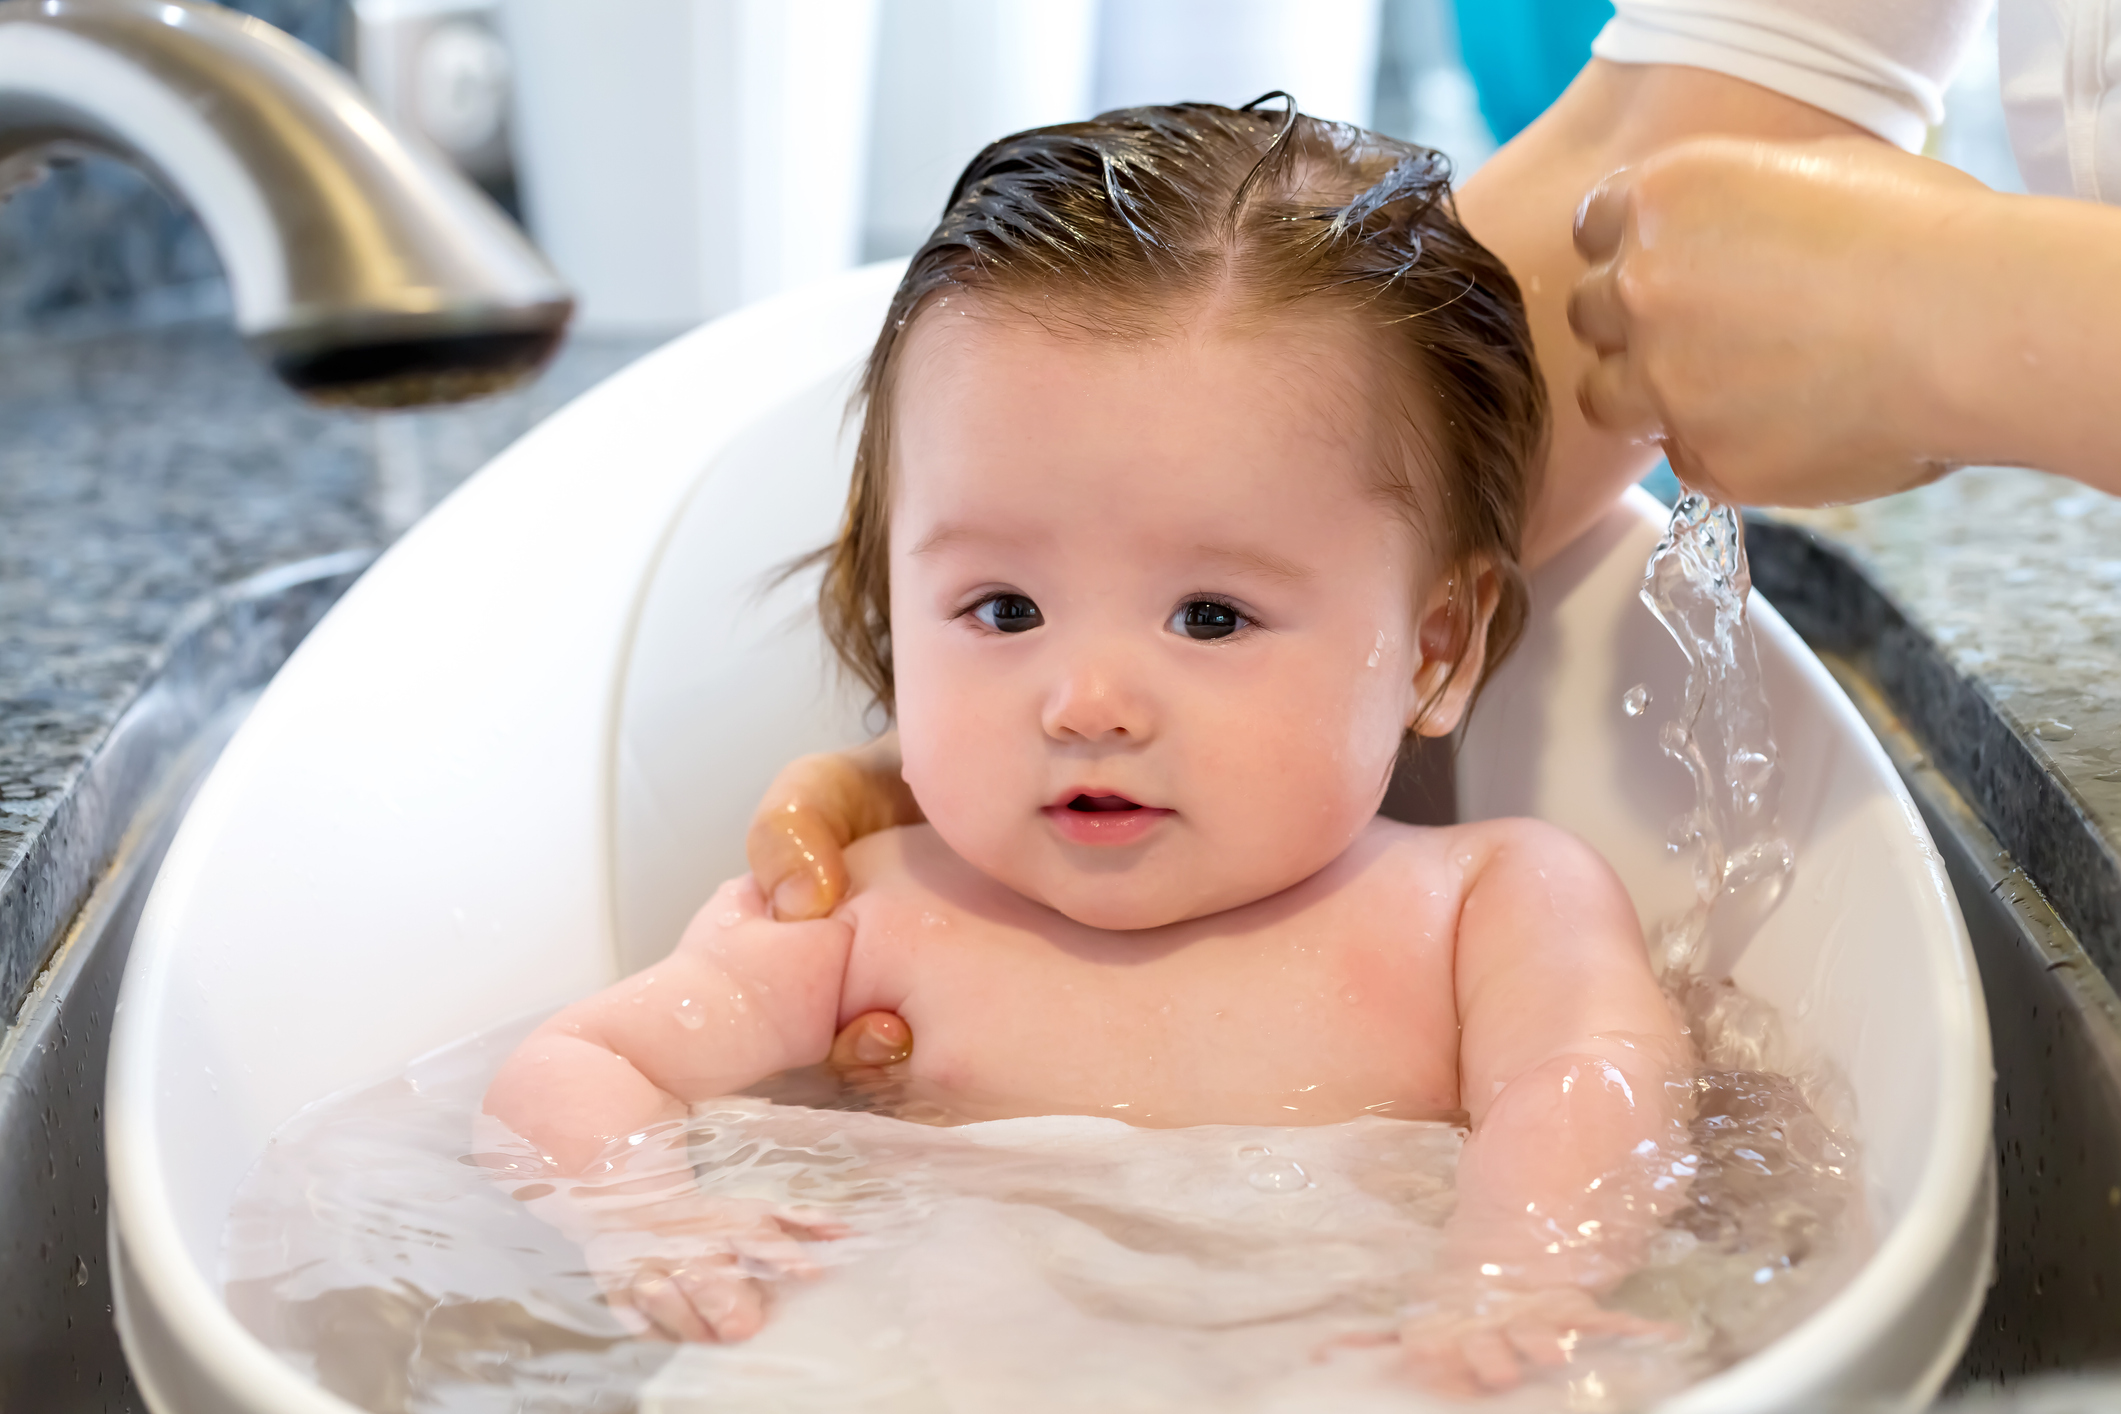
left=0, top=0, right=573, bottom=407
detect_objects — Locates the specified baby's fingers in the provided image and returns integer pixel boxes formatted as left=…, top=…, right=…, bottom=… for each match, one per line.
left=1502, top=1315, right=1576, bottom=1371
left=1460, top=1326, right=1526, bottom=1392
left=673, top=1261, right=769, bottom=1342
left=625, top=1267, right=719, bottom=1343
left=1396, top=1328, right=1484, bottom=1400
left=772, top=1204, right=852, bottom=1242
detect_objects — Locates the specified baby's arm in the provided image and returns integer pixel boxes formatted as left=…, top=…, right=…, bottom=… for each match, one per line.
left=483, top=876, right=854, bottom=1340
left=1409, top=820, right=1688, bottom=1393
left=487, top=875, right=852, bottom=1171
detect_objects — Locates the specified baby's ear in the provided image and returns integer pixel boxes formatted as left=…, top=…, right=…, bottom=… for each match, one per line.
left=1409, top=564, right=1501, bottom=738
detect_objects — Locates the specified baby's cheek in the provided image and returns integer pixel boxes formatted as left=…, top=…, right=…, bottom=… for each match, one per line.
left=892, top=650, right=1017, bottom=841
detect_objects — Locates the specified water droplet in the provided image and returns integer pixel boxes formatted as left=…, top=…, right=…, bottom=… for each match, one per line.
left=675, top=1000, right=704, bottom=1031
left=1247, top=1157, right=1310, bottom=1193
left=717, top=911, right=743, bottom=928
left=2034, top=719, right=2076, bottom=741
left=1236, top=1144, right=1271, bottom=1161
left=1341, top=986, right=1361, bottom=1005
left=1622, top=684, right=1651, bottom=717
left=72, top=1256, right=87, bottom=1287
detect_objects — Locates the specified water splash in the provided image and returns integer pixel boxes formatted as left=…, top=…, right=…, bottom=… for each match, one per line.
left=1639, top=494, right=1794, bottom=981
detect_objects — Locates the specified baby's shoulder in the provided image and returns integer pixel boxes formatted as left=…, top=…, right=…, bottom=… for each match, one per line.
left=1351, top=814, right=1611, bottom=900
left=836, top=824, right=996, bottom=933
left=839, top=824, right=944, bottom=907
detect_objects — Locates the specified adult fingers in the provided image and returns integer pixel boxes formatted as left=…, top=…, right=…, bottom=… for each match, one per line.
left=828, top=1010, right=913, bottom=1068
left=1659, top=438, right=1736, bottom=503
left=1573, top=168, right=1637, bottom=263
left=746, top=739, right=924, bottom=921
left=1576, top=352, right=1662, bottom=438
left=747, top=798, right=853, bottom=922
left=1567, top=260, right=1631, bottom=355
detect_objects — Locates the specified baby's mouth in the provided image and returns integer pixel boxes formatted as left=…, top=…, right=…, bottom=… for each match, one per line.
left=1042, top=791, right=1173, bottom=846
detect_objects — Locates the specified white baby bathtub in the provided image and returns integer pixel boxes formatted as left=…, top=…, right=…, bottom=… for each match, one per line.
left=104, top=262, right=1994, bottom=1414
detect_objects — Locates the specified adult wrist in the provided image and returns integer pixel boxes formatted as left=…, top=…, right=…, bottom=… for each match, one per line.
left=1892, top=187, right=2016, bottom=477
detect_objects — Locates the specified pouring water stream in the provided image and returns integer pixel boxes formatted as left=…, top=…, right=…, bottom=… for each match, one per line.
left=1638, top=491, right=1796, bottom=982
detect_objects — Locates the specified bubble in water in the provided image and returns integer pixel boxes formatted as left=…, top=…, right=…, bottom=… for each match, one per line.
left=1623, top=684, right=1652, bottom=717
left=2034, top=719, right=2076, bottom=741
left=1246, top=1157, right=1310, bottom=1192
left=1235, top=1144, right=1271, bottom=1161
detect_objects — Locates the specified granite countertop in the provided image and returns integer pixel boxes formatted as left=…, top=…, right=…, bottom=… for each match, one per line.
left=0, top=321, right=669, bottom=1019
left=2, top=321, right=2119, bottom=1023
left=1777, top=472, right=2121, bottom=823
left=1754, top=476, right=2121, bottom=979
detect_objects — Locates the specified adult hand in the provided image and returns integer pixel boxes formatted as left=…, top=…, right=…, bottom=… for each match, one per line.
left=746, top=733, right=923, bottom=921
left=747, top=735, right=922, bottom=1069
left=1451, top=61, right=1874, bottom=558
left=1569, top=137, right=1992, bottom=505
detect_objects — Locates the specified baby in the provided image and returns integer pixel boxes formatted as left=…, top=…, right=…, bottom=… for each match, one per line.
left=486, top=100, right=1687, bottom=1398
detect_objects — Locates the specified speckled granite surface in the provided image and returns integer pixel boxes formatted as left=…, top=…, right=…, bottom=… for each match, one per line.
left=0, top=322, right=669, bottom=1020
left=1752, top=471, right=2121, bottom=981
left=1780, top=471, right=2121, bottom=826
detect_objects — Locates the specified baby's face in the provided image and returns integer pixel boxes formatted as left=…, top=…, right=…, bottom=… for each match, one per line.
left=888, top=306, right=1448, bottom=930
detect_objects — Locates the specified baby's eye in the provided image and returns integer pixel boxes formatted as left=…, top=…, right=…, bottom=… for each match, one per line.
left=973, top=593, right=1044, bottom=633
left=1170, top=600, right=1248, bottom=641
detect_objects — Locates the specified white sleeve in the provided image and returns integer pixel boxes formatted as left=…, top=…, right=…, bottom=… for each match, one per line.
left=1590, top=0, right=1994, bottom=151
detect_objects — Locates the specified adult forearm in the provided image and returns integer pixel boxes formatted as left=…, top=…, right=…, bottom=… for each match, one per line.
left=1925, top=194, right=2121, bottom=492
left=1455, top=61, right=1875, bottom=562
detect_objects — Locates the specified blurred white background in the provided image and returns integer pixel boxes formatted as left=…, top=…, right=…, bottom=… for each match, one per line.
left=493, top=0, right=2022, bottom=334
left=499, top=0, right=1502, bottom=331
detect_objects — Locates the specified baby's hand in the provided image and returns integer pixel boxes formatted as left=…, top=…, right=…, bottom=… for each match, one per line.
left=583, top=1194, right=849, bottom=1343
left=1384, top=1285, right=1675, bottom=1398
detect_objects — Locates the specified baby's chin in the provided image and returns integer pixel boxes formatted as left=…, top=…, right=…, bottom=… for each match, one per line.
left=984, top=851, right=1303, bottom=932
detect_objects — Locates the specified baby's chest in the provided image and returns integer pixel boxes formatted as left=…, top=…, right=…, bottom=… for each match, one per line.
left=841, top=903, right=1462, bottom=1124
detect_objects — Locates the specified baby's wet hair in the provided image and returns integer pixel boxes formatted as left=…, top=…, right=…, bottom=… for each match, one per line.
left=817, top=95, right=1547, bottom=730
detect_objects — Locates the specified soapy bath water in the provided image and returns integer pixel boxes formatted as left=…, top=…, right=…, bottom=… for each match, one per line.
left=225, top=1011, right=1864, bottom=1413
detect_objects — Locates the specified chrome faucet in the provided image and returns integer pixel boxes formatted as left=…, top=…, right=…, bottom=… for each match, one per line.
left=0, top=0, right=572, bottom=406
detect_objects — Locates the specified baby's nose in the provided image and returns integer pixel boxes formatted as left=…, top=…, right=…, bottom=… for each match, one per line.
left=1040, top=660, right=1153, bottom=744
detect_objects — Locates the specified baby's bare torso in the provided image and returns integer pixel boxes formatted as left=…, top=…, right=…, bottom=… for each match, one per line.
left=833, top=817, right=1480, bottom=1127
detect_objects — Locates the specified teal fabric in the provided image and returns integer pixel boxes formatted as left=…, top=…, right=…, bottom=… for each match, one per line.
left=1451, top=0, right=1614, bottom=143
left=1640, top=457, right=1681, bottom=507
